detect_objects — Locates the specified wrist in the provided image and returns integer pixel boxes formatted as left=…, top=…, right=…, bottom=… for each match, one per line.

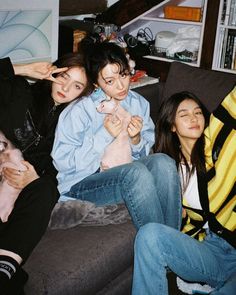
left=13, top=64, right=29, bottom=76
left=130, top=134, right=140, bottom=145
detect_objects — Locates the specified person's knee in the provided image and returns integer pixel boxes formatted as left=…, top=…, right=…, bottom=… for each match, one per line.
left=152, top=153, right=176, bottom=171
left=136, top=223, right=173, bottom=251
left=124, top=161, right=151, bottom=187
left=135, top=223, right=161, bottom=252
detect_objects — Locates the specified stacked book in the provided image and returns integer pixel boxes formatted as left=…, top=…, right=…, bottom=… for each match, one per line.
left=221, top=0, right=236, bottom=26
left=217, top=0, right=236, bottom=70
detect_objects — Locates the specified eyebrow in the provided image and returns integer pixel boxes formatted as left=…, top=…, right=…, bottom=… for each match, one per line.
left=177, top=106, right=202, bottom=113
left=65, top=72, right=86, bottom=86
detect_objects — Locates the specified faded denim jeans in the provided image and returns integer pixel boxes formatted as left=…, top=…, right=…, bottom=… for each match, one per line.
left=66, top=153, right=182, bottom=230
left=132, top=222, right=236, bottom=294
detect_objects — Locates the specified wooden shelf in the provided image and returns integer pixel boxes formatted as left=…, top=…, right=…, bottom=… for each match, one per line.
left=120, top=0, right=208, bottom=68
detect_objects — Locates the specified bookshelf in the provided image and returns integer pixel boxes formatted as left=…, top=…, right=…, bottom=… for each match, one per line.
left=120, top=0, right=208, bottom=68
left=212, top=0, right=236, bottom=73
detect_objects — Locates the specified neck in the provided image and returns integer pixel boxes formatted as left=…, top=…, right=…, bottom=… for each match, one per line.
left=179, top=139, right=196, bottom=162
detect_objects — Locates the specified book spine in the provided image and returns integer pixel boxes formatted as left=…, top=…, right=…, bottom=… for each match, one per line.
left=225, top=0, right=232, bottom=25
left=231, top=36, right=236, bottom=69
left=220, top=28, right=229, bottom=68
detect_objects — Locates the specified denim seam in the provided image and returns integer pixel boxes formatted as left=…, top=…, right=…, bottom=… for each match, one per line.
left=162, top=250, right=225, bottom=285
left=122, top=178, right=142, bottom=228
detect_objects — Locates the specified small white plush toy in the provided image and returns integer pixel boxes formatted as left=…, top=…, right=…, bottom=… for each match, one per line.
left=97, top=98, right=132, bottom=170
left=0, top=131, right=26, bottom=222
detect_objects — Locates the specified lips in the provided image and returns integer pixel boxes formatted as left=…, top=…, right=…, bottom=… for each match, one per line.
left=117, top=90, right=127, bottom=97
left=189, top=125, right=200, bottom=130
left=57, top=91, right=66, bottom=99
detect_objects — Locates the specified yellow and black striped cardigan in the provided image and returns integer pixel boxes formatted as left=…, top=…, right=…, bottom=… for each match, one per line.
left=181, top=86, right=236, bottom=248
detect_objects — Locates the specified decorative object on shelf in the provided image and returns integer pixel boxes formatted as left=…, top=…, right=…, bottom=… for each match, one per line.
left=166, top=26, right=200, bottom=62
left=154, top=31, right=176, bottom=54
left=151, top=26, right=200, bottom=63
left=94, top=23, right=121, bottom=39
left=130, top=70, right=147, bottom=82
left=164, top=6, right=202, bottom=22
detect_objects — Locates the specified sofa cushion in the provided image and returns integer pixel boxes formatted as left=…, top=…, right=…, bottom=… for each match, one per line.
left=163, top=62, right=236, bottom=112
left=24, top=222, right=136, bottom=295
left=133, top=82, right=163, bottom=122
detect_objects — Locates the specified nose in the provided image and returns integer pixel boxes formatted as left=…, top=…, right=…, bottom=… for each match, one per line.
left=190, top=113, right=197, bottom=122
left=116, top=79, right=124, bottom=90
left=62, top=80, right=70, bottom=92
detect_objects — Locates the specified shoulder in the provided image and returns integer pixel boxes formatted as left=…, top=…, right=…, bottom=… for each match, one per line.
left=126, top=90, right=150, bottom=109
left=58, top=94, right=97, bottom=125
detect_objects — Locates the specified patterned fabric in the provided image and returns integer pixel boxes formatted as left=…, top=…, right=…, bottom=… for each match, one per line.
left=181, top=86, right=236, bottom=243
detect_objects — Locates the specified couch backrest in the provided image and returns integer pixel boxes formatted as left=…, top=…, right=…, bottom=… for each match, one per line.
left=162, top=62, right=236, bottom=112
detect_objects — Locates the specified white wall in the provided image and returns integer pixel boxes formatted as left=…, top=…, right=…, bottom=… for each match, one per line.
left=60, top=0, right=119, bottom=20
left=108, top=0, right=119, bottom=6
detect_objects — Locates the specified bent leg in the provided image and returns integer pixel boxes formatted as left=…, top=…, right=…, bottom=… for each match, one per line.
left=0, top=177, right=59, bottom=262
left=139, top=153, right=182, bottom=229
left=68, top=161, right=164, bottom=229
left=211, top=273, right=236, bottom=295
left=132, top=223, right=234, bottom=295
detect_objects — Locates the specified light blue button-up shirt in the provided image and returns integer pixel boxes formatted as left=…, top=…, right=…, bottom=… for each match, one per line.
left=52, top=88, right=155, bottom=195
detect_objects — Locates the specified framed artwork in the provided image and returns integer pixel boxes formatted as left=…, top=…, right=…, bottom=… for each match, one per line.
left=0, top=0, right=59, bottom=63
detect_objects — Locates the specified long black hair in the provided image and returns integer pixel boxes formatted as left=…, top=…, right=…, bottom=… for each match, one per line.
left=155, top=91, right=209, bottom=191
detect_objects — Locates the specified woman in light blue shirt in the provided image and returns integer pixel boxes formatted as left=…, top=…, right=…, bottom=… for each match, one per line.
left=52, top=42, right=181, bottom=230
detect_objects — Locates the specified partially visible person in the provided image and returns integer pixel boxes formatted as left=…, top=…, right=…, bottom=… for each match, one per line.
left=0, top=130, right=26, bottom=223
left=132, top=90, right=236, bottom=295
left=52, top=42, right=181, bottom=231
left=0, top=53, right=92, bottom=295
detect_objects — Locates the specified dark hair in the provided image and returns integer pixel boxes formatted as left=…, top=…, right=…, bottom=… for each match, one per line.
left=155, top=91, right=209, bottom=191
left=30, top=52, right=93, bottom=132
left=82, top=42, right=130, bottom=84
left=32, top=52, right=93, bottom=98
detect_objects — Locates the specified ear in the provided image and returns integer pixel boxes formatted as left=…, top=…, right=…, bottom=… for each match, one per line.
left=171, top=125, right=176, bottom=132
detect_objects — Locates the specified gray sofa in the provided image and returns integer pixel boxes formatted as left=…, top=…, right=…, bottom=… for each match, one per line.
left=23, top=62, right=236, bottom=295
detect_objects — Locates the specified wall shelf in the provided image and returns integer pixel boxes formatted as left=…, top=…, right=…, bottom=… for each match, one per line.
left=120, top=0, right=208, bottom=68
left=212, top=0, right=236, bottom=74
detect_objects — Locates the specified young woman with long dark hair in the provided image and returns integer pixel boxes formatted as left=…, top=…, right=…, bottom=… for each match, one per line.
left=132, top=90, right=236, bottom=295
left=0, top=53, right=92, bottom=294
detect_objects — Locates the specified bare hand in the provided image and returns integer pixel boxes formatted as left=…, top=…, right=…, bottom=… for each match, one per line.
left=14, top=62, right=68, bottom=84
left=2, top=161, right=39, bottom=189
left=104, top=114, right=122, bottom=138
left=127, top=116, right=143, bottom=144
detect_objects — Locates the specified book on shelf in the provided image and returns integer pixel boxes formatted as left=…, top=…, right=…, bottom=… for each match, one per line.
left=232, top=37, right=236, bottom=69
left=221, top=0, right=227, bottom=24
left=229, top=0, right=236, bottom=26
left=220, top=28, right=229, bottom=67
left=219, top=28, right=236, bottom=69
left=224, top=0, right=232, bottom=25
left=224, top=30, right=236, bottom=68
left=216, top=27, right=226, bottom=66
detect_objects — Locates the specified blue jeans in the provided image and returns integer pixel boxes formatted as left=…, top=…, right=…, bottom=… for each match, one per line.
left=66, top=153, right=182, bottom=230
left=132, top=223, right=236, bottom=295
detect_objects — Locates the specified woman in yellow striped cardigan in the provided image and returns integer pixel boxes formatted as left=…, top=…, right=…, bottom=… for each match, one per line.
left=132, top=88, right=236, bottom=295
